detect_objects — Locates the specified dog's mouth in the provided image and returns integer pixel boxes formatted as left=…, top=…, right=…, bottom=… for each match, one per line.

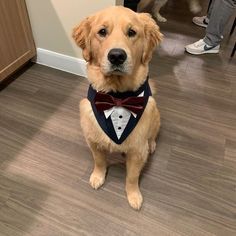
left=106, top=65, right=128, bottom=76
left=112, top=66, right=126, bottom=74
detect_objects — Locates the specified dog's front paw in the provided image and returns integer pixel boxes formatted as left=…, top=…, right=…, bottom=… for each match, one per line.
left=149, top=141, right=156, bottom=154
left=89, top=171, right=105, bottom=189
left=127, top=190, right=143, bottom=210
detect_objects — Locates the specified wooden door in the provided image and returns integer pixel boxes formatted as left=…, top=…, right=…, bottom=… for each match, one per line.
left=0, top=0, right=36, bottom=81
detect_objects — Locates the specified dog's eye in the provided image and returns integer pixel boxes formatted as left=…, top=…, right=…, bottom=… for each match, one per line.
left=127, top=29, right=136, bottom=37
left=98, top=28, right=107, bottom=37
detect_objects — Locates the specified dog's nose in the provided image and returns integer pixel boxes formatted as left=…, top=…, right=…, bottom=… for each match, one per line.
left=108, top=48, right=127, bottom=66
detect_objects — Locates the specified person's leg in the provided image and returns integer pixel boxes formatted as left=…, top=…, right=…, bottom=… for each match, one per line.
left=204, top=0, right=236, bottom=46
left=186, top=0, right=236, bottom=54
left=207, top=0, right=216, bottom=19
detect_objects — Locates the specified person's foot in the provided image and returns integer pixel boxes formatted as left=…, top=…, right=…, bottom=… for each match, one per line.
left=185, top=39, right=220, bottom=55
left=192, top=16, right=209, bottom=28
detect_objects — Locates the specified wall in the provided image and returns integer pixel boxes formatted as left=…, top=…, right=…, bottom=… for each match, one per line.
left=25, top=0, right=120, bottom=75
left=116, top=0, right=124, bottom=5
left=26, top=0, right=119, bottom=58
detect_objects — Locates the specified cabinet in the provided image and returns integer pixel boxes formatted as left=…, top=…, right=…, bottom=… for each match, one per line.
left=0, top=0, right=35, bottom=82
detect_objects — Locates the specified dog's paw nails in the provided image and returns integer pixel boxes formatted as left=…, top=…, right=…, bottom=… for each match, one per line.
left=127, top=191, right=143, bottom=210
left=149, top=141, right=156, bottom=154
left=89, top=172, right=105, bottom=189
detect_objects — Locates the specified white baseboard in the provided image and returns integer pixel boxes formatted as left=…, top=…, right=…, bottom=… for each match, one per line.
left=35, top=48, right=87, bottom=77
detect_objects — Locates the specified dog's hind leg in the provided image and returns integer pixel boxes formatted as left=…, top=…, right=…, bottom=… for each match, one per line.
left=153, top=0, right=168, bottom=22
left=89, top=143, right=107, bottom=190
left=125, top=146, right=149, bottom=210
left=137, top=0, right=154, bottom=12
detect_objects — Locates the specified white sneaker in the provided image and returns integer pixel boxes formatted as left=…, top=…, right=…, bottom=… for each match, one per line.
left=192, top=16, right=209, bottom=28
left=185, top=39, right=220, bottom=55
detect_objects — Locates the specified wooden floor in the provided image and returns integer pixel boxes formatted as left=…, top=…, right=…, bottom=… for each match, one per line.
left=0, top=1, right=236, bottom=235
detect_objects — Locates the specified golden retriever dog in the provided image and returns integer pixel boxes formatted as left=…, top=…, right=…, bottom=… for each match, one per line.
left=73, top=6, right=162, bottom=210
left=138, top=0, right=202, bottom=22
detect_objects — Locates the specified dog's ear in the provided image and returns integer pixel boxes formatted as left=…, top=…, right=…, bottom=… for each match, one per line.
left=139, top=13, right=163, bottom=64
left=72, top=16, right=93, bottom=62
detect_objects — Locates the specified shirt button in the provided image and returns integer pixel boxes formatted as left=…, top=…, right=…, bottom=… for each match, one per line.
left=118, top=127, right=122, bottom=130
left=119, top=115, right=123, bottom=119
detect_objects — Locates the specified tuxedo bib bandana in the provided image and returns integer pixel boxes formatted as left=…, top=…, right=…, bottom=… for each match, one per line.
left=87, top=79, right=152, bottom=144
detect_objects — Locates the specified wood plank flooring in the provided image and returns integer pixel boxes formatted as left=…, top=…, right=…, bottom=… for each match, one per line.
left=0, top=1, right=236, bottom=235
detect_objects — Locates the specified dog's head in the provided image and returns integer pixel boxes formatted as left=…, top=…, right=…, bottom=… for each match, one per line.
left=73, top=6, right=162, bottom=92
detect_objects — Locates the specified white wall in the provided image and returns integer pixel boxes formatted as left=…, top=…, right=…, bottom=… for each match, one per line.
left=26, top=0, right=118, bottom=58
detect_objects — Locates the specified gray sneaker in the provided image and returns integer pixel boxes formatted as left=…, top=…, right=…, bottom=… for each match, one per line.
left=192, top=16, right=209, bottom=28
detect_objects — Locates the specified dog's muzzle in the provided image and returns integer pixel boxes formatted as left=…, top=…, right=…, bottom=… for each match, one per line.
left=108, top=48, right=127, bottom=66
left=103, top=48, right=131, bottom=75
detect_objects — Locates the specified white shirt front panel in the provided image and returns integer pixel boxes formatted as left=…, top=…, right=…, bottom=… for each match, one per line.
left=103, top=92, right=144, bottom=140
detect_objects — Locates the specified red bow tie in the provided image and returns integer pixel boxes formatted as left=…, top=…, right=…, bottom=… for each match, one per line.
left=94, top=92, right=145, bottom=114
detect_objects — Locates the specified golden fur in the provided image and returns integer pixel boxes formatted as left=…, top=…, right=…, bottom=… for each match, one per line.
left=73, top=6, right=162, bottom=210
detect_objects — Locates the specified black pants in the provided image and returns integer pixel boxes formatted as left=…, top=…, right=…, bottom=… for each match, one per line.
left=124, top=0, right=141, bottom=11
